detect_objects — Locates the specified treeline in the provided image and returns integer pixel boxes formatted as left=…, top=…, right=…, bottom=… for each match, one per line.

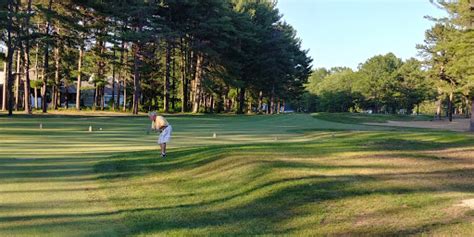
left=301, top=0, right=473, bottom=123
left=0, top=0, right=312, bottom=115
left=302, top=55, right=435, bottom=115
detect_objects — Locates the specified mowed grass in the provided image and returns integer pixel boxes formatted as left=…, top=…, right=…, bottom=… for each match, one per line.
left=313, top=112, right=433, bottom=124
left=0, top=113, right=473, bottom=236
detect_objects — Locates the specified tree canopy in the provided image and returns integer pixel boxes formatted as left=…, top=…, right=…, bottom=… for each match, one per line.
left=0, top=0, right=312, bottom=115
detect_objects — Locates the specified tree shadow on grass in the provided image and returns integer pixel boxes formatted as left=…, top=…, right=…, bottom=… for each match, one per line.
left=25, top=167, right=465, bottom=235
left=0, top=157, right=113, bottom=184
left=91, top=135, right=474, bottom=235
left=2, top=148, right=472, bottom=235
left=95, top=131, right=474, bottom=181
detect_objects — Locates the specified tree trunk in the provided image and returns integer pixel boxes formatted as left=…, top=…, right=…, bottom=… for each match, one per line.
left=203, top=94, right=208, bottom=112
left=132, top=44, right=141, bottom=115
left=23, top=50, right=31, bottom=114
left=93, top=84, right=98, bottom=110
left=237, top=87, right=245, bottom=114
left=210, top=95, right=214, bottom=113
left=436, top=98, right=442, bottom=120
left=266, top=98, right=270, bottom=114
left=448, top=92, right=453, bottom=122
left=116, top=81, right=121, bottom=110
left=277, top=99, right=281, bottom=114
left=247, top=96, right=252, bottom=114
left=117, top=41, right=125, bottom=110
left=7, top=49, right=14, bottom=115
left=223, top=95, right=229, bottom=112
left=15, top=50, right=21, bottom=111
left=76, top=47, right=83, bottom=110
left=270, top=85, right=275, bottom=114
left=470, top=98, right=474, bottom=132
left=41, top=42, right=49, bottom=113
left=123, top=80, right=127, bottom=112
left=258, top=91, right=263, bottom=114
left=164, top=41, right=171, bottom=113
left=228, top=98, right=233, bottom=112
left=111, top=47, right=116, bottom=111
left=42, top=0, right=52, bottom=113
left=180, top=39, right=188, bottom=112
left=52, top=47, right=60, bottom=110
left=34, top=86, right=38, bottom=109
left=56, top=86, right=60, bottom=108
left=21, top=0, right=33, bottom=114
left=65, top=85, right=69, bottom=109
left=2, top=61, right=7, bottom=111
left=192, top=53, right=203, bottom=113
left=100, top=86, right=105, bottom=110
left=34, top=44, right=39, bottom=109
left=188, top=48, right=194, bottom=111
left=94, top=86, right=98, bottom=110
left=171, top=45, right=176, bottom=111
left=465, top=96, right=470, bottom=118
left=97, top=39, right=106, bottom=111
left=123, top=45, right=129, bottom=112
left=114, top=74, right=122, bottom=111
left=6, top=0, right=15, bottom=116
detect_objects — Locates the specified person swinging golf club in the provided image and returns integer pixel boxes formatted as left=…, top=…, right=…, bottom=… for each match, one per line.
left=149, top=112, right=172, bottom=158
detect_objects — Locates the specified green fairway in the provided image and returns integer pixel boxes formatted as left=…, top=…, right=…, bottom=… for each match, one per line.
left=313, top=112, right=433, bottom=124
left=1, top=113, right=473, bottom=236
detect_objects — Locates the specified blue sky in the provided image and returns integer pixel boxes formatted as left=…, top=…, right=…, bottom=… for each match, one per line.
left=277, top=0, right=447, bottom=70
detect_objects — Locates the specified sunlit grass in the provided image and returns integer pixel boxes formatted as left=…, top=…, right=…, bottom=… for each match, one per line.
left=313, top=112, right=433, bottom=124
left=0, top=113, right=473, bottom=236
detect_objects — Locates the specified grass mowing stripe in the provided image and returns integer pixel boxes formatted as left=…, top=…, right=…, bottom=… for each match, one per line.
left=1, top=113, right=473, bottom=236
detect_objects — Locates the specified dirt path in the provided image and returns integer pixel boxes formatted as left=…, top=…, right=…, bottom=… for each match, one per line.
left=366, top=119, right=471, bottom=132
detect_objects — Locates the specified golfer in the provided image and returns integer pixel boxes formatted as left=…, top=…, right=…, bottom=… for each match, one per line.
left=149, top=112, right=172, bottom=158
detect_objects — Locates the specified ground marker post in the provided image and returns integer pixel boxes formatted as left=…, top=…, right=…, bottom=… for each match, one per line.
left=89, top=125, right=92, bottom=132
left=39, top=123, right=43, bottom=129
left=213, top=133, right=217, bottom=138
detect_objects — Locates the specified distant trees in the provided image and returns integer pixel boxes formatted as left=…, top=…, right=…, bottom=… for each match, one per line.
left=356, top=53, right=403, bottom=114
left=303, top=0, right=472, bottom=127
left=0, top=0, right=312, bottom=115
left=395, top=59, right=435, bottom=114
left=303, top=55, right=434, bottom=114
left=418, top=0, right=473, bottom=127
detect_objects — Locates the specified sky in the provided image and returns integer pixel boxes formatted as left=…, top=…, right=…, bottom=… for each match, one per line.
left=277, top=0, right=447, bottom=70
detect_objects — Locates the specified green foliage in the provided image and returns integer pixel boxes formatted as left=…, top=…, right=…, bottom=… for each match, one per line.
left=355, top=53, right=403, bottom=113
left=1, top=0, right=311, bottom=114
left=394, top=58, right=436, bottom=113
left=417, top=0, right=473, bottom=122
left=427, top=0, right=474, bottom=97
left=303, top=55, right=436, bottom=114
left=300, top=0, right=472, bottom=118
left=316, top=69, right=361, bottom=112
